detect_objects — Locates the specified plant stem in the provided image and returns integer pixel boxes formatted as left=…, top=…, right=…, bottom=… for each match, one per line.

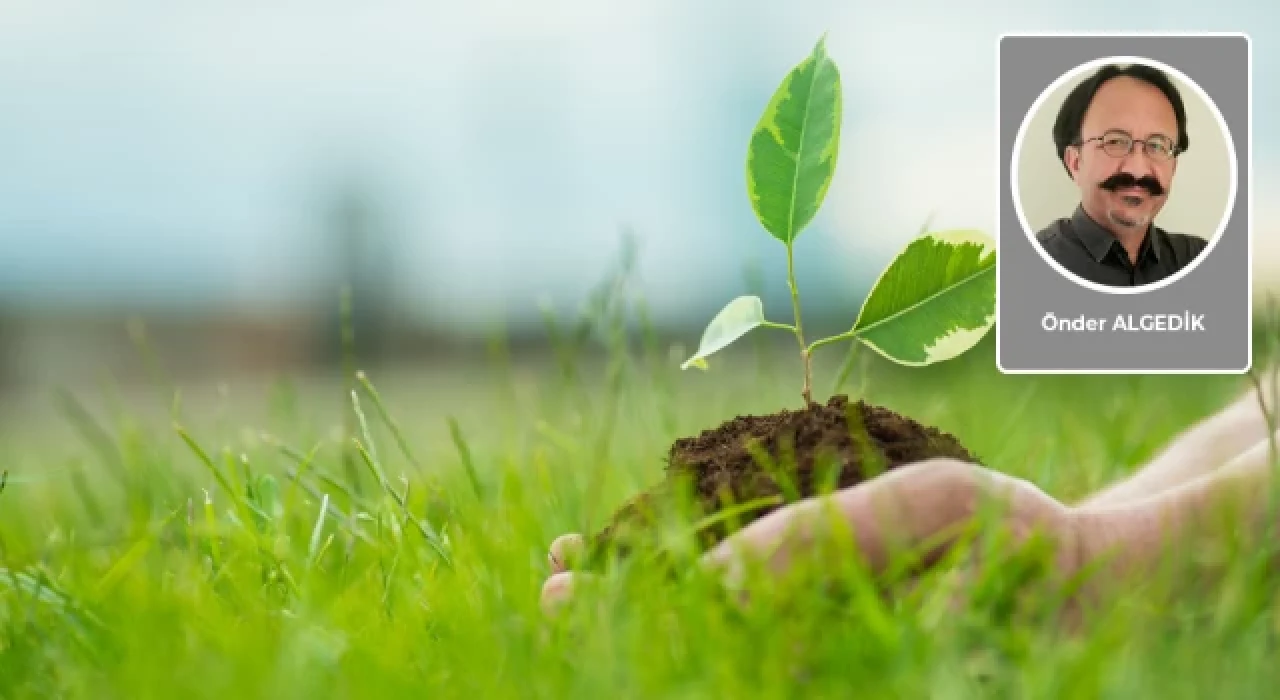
left=785, top=244, right=812, bottom=405
left=830, top=337, right=862, bottom=396
left=807, top=330, right=862, bottom=398
left=806, top=330, right=857, bottom=354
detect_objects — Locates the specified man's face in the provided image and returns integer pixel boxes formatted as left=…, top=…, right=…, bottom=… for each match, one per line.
left=1064, top=75, right=1180, bottom=233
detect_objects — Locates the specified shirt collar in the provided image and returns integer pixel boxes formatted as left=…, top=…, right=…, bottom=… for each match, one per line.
left=1070, top=204, right=1161, bottom=264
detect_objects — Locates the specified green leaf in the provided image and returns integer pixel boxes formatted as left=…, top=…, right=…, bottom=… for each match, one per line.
left=852, top=229, right=997, bottom=366
left=681, top=295, right=768, bottom=370
left=746, top=34, right=842, bottom=245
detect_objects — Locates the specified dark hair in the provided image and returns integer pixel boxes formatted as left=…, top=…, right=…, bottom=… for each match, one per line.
left=1052, top=63, right=1189, bottom=174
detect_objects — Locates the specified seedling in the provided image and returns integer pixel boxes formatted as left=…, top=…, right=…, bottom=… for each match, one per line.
left=680, top=35, right=997, bottom=406
left=588, top=34, right=997, bottom=567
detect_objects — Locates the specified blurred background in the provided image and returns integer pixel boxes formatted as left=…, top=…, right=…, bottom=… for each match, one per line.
left=2, top=1, right=1278, bottom=437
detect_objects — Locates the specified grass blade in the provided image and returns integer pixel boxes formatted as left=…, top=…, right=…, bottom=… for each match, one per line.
left=91, top=508, right=180, bottom=603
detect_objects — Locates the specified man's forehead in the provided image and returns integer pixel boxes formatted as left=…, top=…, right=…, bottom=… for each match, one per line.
left=1082, top=76, right=1177, bottom=134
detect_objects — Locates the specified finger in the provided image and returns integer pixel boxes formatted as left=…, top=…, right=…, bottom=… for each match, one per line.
left=540, top=570, right=601, bottom=616
left=540, top=572, right=577, bottom=615
left=699, top=537, right=748, bottom=593
left=697, top=497, right=824, bottom=586
left=697, top=518, right=795, bottom=603
left=548, top=533, right=585, bottom=573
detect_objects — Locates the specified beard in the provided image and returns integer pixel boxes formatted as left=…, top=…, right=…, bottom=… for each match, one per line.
left=1107, top=206, right=1151, bottom=230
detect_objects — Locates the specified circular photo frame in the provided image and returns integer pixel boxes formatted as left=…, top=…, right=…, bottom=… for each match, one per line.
left=1011, top=55, right=1237, bottom=295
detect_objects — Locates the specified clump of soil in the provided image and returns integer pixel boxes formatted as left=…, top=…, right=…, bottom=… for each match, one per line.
left=586, top=394, right=980, bottom=567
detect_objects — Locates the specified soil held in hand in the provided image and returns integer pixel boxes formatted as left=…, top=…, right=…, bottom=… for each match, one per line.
left=586, top=394, right=980, bottom=566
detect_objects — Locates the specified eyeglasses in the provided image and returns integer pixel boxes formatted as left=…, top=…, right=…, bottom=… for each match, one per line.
left=1077, top=129, right=1180, bottom=162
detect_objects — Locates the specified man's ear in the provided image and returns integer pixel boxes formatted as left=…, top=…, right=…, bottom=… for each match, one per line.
left=1063, top=146, right=1080, bottom=180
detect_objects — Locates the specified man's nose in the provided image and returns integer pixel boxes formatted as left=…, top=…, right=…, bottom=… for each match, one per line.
left=1119, top=143, right=1158, bottom=177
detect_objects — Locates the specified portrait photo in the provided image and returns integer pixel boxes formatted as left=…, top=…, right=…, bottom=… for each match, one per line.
left=1012, top=56, right=1236, bottom=293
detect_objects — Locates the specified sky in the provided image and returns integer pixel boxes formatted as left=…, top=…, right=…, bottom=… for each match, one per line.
left=0, top=0, right=1276, bottom=330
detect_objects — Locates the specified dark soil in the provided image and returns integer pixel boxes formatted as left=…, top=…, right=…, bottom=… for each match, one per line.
left=585, top=394, right=980, bottom=567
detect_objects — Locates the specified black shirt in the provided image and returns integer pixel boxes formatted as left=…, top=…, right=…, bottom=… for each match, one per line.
left=1034, top=205, right=1207, bottom=287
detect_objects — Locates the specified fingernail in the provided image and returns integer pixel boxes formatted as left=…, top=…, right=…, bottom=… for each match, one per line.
left=549, top=534, right=585, bottom=572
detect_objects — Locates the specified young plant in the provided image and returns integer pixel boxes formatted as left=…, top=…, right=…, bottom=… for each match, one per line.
left=681, top=35, right=998, bottom=405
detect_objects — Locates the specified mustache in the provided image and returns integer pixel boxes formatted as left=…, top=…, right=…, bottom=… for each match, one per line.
left=1099, top=172, right=1164, bottom=197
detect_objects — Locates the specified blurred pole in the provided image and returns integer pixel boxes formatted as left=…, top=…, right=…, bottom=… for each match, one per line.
left=316, top=181, right=395, bottom=369
left=0, top=310, right=12, bottom=394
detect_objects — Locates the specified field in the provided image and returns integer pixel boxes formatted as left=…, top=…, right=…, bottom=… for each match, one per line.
left=2, top=308, right=1279, bottom=698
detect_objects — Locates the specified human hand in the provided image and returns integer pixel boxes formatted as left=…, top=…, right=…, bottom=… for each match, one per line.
left=538, top=459, right=1080, bottom=617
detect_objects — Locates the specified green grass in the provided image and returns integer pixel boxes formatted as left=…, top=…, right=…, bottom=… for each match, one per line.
left=3, top=301, right=1280, bottom=697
